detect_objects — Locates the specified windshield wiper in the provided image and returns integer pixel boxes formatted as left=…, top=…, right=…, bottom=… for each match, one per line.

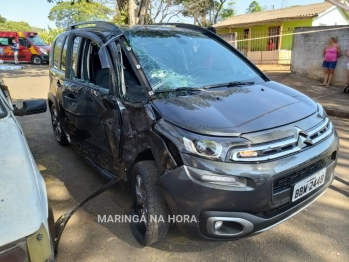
left=203, top=81, right=255, bottom=89
left=154, top=87, right=205, bottom=93
left=154, top=82, right=254, bottom=93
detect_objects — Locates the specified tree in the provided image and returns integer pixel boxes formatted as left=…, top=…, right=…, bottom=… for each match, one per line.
left=178, top=0, right=228, bottom=26
left=48, top=1, right=113, bottom=28
left=219, top=1, right=235, bottom=21
left=149, top=0, right=182, bottom=24
left=0, top=14, right=6, bottom=23
left=0, top=21, right=32, bottom=31
left=179, top=0, right=212, bottom=26
left=212, top=0, right=228, bottom=25
left=48, top=0, right=180, bottom=26
left=39, top=27, right=65, bottom=45
left=47, top=0, right=230, bottom=26
left=246, top=1, right=262, bottom=13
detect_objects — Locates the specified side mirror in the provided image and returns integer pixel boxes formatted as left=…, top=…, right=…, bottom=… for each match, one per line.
left=13, top=99, right=47, bottom=116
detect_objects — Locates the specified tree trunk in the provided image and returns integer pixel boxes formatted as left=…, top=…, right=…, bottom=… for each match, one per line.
left=128, top=0, right=136, bottom=26
left=213, top=0, right=226, bottom=25
left=138, top=0, right=148, bottom=25
left=116, top=0, right=127, bottom=12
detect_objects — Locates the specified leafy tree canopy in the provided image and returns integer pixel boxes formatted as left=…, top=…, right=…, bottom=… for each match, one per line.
left=219, top=1, right=235, bottom=21
left=39, top=27, right=65, bottom=45
left=47, top=0, right=234, bottom=27
left=0, top=14, right=6, bottom=23
left=246, top=1, right=262, bottom=13
left=48, top=0, right=113, bottom=28
left=0, top=21, right=32, bottom=31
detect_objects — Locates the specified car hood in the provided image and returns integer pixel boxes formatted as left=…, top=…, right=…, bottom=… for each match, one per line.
left=152, top=81, right=317, bottom=136
left=42, top=45, right=51, bottom=52
left=35, top=45, right=50, bottom=52
left=0, top=116, right=43, bottom=246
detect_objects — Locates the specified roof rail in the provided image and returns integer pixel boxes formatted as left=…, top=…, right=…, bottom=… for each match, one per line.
left=154, top=23, right=210, bottom=34
left=67, top=21, right=122, bottom=33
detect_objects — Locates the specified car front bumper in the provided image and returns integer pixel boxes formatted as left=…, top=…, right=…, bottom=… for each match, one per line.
left=40, top=53, right=49, bottom=63
left=157, top=130, right=339, bottom=240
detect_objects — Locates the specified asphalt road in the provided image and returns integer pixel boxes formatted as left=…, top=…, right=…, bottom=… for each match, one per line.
left=2, top=65, right=349, bottom=262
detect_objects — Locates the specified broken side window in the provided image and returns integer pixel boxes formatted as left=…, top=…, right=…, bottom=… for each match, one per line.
left=107, top=42, right=124, bottom=98
left=53, top=35, right=65, bottom=70
left=109, top=39, right=146, bottom=103
left=70, top=36, right=82, bottom=80
left=77, top=39, right=111, bottom=92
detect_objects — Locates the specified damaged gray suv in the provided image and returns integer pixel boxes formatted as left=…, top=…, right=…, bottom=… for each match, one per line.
left=48, top=22, right=339, bottom=246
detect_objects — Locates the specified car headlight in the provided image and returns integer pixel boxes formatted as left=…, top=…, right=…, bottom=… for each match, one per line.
left=0, top=238, right=29, bottom=262
left=27, top=223, right=54, bottom=262
left=154, top=119, right=250, bottom=161
left=185, top=166, right=247, bottom=187
left=0, top=223, right=54, bottom=262
left=39, top=47, right=48, bottom=55
left=183, top=137, right=223, bottom=158
left=317, top=103, right=327, bottom=118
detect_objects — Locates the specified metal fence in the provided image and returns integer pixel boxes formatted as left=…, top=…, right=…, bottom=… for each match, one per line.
left=219, top=29, right=295, bottom=67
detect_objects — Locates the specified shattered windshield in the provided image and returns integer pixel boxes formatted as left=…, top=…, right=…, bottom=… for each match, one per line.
left=124, top=28, right=263, bottom=91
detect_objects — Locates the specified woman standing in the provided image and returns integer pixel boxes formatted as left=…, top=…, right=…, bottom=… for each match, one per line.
left=267, top=39, right=274, bottom=51
left=320, top=36, right=341, bottom=87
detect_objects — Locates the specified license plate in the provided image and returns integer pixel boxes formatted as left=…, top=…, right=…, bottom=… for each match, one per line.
left=292, top=168, right=326, bottom=202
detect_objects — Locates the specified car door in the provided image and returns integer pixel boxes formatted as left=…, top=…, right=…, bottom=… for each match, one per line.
left=57, top=34, right=90, bottom=148
left=18, top=37, right=32, bottom=62
left=62, top=31, right=122, bottom=177
left=50, top=33, right=70, bottom=138
left=0, top=36, right=14, bottom=61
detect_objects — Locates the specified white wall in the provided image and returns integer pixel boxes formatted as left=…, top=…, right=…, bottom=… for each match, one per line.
left=312, top=7, right=349, bottom=26
left=291, top=26, right=349, bottom=86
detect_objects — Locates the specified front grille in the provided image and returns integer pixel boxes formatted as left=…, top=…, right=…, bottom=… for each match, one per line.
left=272, top=151, right=336, bottom=193
left=231, top=118, right=332, bottom=162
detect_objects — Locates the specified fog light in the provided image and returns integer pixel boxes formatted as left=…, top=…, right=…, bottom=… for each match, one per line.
left=214, top=221, right=223, bottom=231
left=202, top=174, right=237, bottom=183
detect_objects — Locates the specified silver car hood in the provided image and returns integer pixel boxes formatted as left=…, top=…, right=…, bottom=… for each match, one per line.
left=0, top=115, right=44, bottom=246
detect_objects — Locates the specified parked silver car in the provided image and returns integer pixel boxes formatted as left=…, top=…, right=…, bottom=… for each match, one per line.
left=0, top=78, right=54, bottom=262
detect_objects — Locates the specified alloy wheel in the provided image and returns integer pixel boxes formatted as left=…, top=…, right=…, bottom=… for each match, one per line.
left=51, top=107, right=62, bottom=142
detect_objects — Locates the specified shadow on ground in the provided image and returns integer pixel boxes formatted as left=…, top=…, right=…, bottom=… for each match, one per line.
left=0, top=64, right=48, bottom=78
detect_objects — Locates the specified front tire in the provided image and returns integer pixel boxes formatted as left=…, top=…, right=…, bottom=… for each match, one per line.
left=130, top=161, right=170, bottom=246
left=32, top=55, right=42, bottom=65
left=50, top=105, right=68, bottom=146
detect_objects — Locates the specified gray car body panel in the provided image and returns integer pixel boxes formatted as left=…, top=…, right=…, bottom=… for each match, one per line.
left=152, top=81, right=317, bottom=136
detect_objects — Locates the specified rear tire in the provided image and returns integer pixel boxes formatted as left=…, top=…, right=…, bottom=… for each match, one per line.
left=32, top=55, right=42, bottom=65
left=50, top=105, right=68, bottom=146
left=130, top=160, right=170, bottom=246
